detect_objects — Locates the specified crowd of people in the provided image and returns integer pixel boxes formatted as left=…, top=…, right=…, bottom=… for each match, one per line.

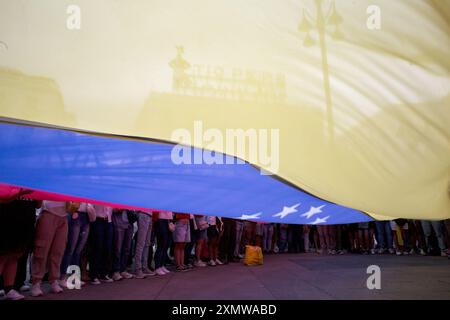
left=1, top=189, right=449, bottom=300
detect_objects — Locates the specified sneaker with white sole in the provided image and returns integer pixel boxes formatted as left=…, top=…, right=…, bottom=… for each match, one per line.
left=441, top=250, right=447, bottom=257
left=388, top=248, right=395, bottom=254
left=135, top=270, right=146, bottom=279
left=120, top=271, right=134, bottom=279
left=208, top=260, right=216, bottom=266
left=31, top=283, right=43, bottom=297
left=194, top=260, right=207, bottom=267
left=20, top=284, right=30, bottom=292
left=101, top=275, right=114, bottom=283
left=112, top=272, right=123, bottom=281
left=91, top=278, right=101, bottom=285
left=5, top=289, right=25, bottom=300
left=0, top=289, right=5, bottom=297
left=155, top=268, right=167, bottom=276
left=419, top=249, right=426, bottom=256
left=142, top=268, right=156, bottom=276
left=50, top=281, right=63, bottom=294
left=162, top=266, right=171, bottom=273
left=215, top=259, right=224, bottom=265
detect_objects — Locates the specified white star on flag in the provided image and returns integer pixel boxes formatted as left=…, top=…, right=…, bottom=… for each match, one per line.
left=236, top=212, right=262, bottom=220
left=273, top=203, right=300, bottom=219
left=301, top=205, right=326, bottom=219
left=311, top=216, right=330, bottom=225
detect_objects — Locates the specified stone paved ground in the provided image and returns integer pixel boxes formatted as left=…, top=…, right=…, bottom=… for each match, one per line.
left=12, top=253, right=450, bottom=300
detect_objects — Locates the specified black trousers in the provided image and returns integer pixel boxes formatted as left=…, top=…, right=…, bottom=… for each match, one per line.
left=219, top=218, right=236, bottom=262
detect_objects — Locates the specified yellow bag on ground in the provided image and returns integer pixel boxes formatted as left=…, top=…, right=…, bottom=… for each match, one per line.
left=244, top=245, right=263, bottom=266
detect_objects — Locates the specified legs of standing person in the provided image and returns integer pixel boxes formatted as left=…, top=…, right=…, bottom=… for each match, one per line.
left=71, top=213, right=90, bottom=269
left=445, top=219, right=450, bottom=258
left=99, top=221, right=113, bottom=280
left=112, top=225, right=125, bottom=276
left=221, top=219, right=236, bottom=262
left=420, top=220, right=439, bottom=253
left=32, top=213, right=57, bottom=286
left=0, top=252, right=23, bottom=298
left=303, top=225, right=310, bottom=252
left=31, top=212, right=68, bottom=296
left=234, top=221, right=244, bottom=258
left=184, top=219, right=195, bottom=266
left=317, top=225, right=327, bottom=254
left=430, top=221, right=447, bottom=254
left=155, top=219, right=170, bottom=272
left=262, top=224, right=269, bottom=252
left=89, top=220, right=103, bottom=281
left=60, top=215, right=80, bottom=279
left=120, top=224, right=134, bottom=276
left=381, top=221, right=394, bottom=253
left=174, top=242, right=185, bottom=269
left=135, top=213, right=151, bottom=274
left=266, top=224, right=274, bottom=253
left=208, top=229, right=219, bottom=263
left=13, top=250, right=30, bottom=291
left=47, top=216, right=68, bottom=284
left=327, top=225, right=336, bottom=253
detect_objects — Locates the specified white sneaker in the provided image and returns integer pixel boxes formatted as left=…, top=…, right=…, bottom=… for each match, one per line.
left=90, top=278, right=101, bottom=285
left=419, top=249, right=426, bottom=256
left=215, top=259, right=224, bottom=265
left=121, top=271, right=134, bottom=279
left=370, top=249, right=376, bottom=255
left=238, top=254, right=244, bottom=259
left=208, top=260, right=216, bottom=266
left=20, top=284, right=30, bottom=292
left=112, top=272, right=123, bottom=281
left=155, top=268, right=167, bottom=276
left=101, top=275, right=114, bottom=283
left=162, top=266, right=171, bottom=273
left=31, top=283, right=43, bottom=297
left=50, top=281, right=63, bottom=294
left=396, top=250, right=402, bottom=256
left=388, top=248, right=395, bottom=254
left=5, top=289, right=25, bottom=300
left=194, top=260, right=207, bottom=267
left=0, top=289, right=5, bottom=297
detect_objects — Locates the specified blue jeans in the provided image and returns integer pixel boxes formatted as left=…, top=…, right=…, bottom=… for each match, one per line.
left=112, top=224, right=134, bottom=273
left=61, top=212, right=90, bottom=275
left=89, top=219, right=113, bottom=279
left=421, top=220, right=446, bottom=251
left=262, top=224, right=274, bottom=252
left=278, top=227, right=288, bottom=252
left=375, top=221, right=393, bottom=249
left=154, top=219, right=170, bottom=269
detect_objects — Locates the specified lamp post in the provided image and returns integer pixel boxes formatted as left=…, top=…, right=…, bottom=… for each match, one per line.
left=299, top=0, right=343, bottom=141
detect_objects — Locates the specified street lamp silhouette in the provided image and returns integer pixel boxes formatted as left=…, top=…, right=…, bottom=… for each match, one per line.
left=299, top=0, right=343, bottom=141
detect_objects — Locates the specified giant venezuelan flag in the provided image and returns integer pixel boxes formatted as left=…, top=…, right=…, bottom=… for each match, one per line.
left=0, top=0, right=449, bottom=223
